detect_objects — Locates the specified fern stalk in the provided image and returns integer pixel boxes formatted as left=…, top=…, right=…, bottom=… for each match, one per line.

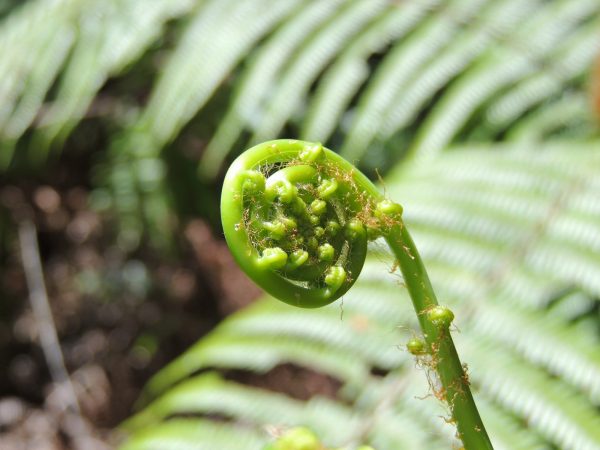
left=386, top=223, right=492, bottom=449
left=221, top=139, right=493, bottom=449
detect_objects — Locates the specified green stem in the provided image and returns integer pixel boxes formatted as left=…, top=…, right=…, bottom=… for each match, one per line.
left=222, top=140, right=493, bottom=449
left=385, top=223, right=493, bottom=450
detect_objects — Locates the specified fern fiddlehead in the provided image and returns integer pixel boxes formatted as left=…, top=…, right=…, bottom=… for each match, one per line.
left=221, top=139, right=374, bottom=307
left=222, top=140, right=494, bottom=449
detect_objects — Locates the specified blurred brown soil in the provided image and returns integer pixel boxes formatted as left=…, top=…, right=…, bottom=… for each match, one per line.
left=0, top=182, right=262, bottom=449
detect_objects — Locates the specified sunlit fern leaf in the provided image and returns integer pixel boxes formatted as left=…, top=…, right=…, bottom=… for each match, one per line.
left=129, top=371, right=454, bottom=449
left=201, top=0, right=597, bottom=176
left=547, top=290, right=596, bottom=321
left=300, top=0, right=441, bottom=144
left=1, top=0, right=599, bottom=177
left=508, top=92, right=597, bottom=142
left=485, top=17, right=600, bottom=132
left=339, top=0, right=492, bottom=162
left=361, top=372, right=546, bottom=450
left=0, top=25, right=73, bottom=156
left=384, top=146, right=600, bottom=401
left=248, top=0, right=389, bottom=145
left=33, top=0, right=196, bottom=152
left=125, top=372, right=361, bottom=445
left=139, top=330, right=371, bottom=404
left=389, top=144, right=600, bottom=297
left=119, top=418, right=268, bottom=450
left=137, top=0, right=304, bottom=150
left=473, top=397, right=547, bottom=450
left=364, top=248, right=600, bottom=404
left=100, top=0, right=307, bottom=248
left=132, top=283, right=406, bottom=399
left=375, top=0, right=544, bottom=147
left=406, top=0, right=600, bottom=163
left=0, top=0, right=73, bottom=129
left=0, top=0, right=75, bottom=167
left=349, top=263, right=600, bottom=444
left=351, top=372, right=460, bottom=447
left=463, top=337, right=600, bottom=450
left=199, top=0, right=349, bottom=179
left=0, top=0, right=194, bottom=167
left=468, top=304, right=600, bottom=403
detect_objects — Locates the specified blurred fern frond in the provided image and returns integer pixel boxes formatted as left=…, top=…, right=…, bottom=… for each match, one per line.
left=0, top=0, right=195, bottom=167
left=2, top=0, right=598, bottom=171
left=2, top=0, right=599, bottom=248
left=125, top=144, right=600, bottom=450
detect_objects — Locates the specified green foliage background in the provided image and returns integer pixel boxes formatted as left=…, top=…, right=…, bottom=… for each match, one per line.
left=2, top=0, right=600, bottom=448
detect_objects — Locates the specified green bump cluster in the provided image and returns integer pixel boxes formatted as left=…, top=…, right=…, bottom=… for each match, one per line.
left=222, top=140, right=373, bottom=308
left=249, top=157, right=360, bottom=297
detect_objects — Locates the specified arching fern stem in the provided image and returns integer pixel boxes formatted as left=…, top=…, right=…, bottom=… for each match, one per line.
left=221, top=139, right=494, bottom=450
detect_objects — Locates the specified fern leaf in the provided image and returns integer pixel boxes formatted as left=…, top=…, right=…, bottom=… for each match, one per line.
left=300, top=0, right=440, bottom=144
left=140, top=331, right=370, bottom=404
left=35, top=0, right=195, bottom=150
left=249, top=0, right=389, bottom=145
left=377, top=0, right=545, bottom=147
left=138, top=0, right=303, bottom=150
left=0, top=0, right=194, bottom=167
left=508, top=93, right=596, bottom=142
left=463, top=337, right=600, bottom=450
left=339, top=0, right=493, bottom=161
left=120, top=418, right=267, bottom=450
left=486, top=18, right=600, bottom=131
left=127, top=372, right=371, bottom=447
left=199, top=0, right=347, bottom=179
left=476, top=397, right=547, bottom=450
left=407, top=0, right=600, bottom=163
left=469, top=304, right=600, bottom=403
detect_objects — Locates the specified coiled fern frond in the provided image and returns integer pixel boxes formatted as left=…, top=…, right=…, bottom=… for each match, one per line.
left=221, top=140, right=378, bottom=307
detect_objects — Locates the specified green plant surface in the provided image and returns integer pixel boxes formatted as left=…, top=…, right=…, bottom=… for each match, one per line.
left=0, top=0, right=195, bottom=165
left=218, top=139, right=491, bottom=447
left=124, top=142, right=600, bottom=450
left=3, top=0, right=598, bottom=251
left=120, top=418, right=268, bottom=450
left=3, top=1, right=599, bottom=168
left=220, top=140, right=377, bottom=307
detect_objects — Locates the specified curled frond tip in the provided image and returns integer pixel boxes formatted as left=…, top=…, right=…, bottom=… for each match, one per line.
left=221, top=139, right=385, bottom=307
